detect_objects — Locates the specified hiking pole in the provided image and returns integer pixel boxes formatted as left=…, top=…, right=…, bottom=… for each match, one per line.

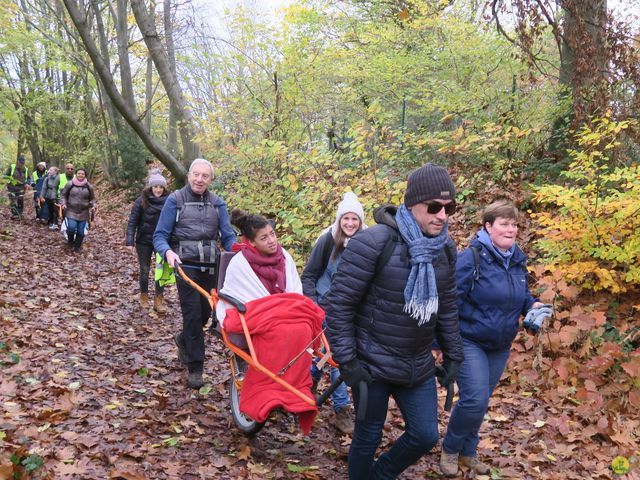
left=435, top=366, right=455, bottom=412
left=316, top=375, right=368, bottom=421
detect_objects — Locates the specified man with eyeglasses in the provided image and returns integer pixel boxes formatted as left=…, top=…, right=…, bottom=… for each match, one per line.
left=154, top=158, right=237, bottom=389
left=324, top=162, right=464, bottom=479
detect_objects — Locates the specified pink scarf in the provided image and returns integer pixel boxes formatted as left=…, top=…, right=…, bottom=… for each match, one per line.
left=236, top=238, right=286, bottom=294
left=72, top=178, right=88, bottom=187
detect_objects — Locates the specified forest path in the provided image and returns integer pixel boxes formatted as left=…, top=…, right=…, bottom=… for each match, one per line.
left=0, top=188, right=614, bottom=479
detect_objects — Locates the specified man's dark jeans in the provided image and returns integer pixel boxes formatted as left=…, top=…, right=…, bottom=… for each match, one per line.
left=8, top=187, right=25, bottom=218
left=176, top=266, right=215, bottom=374
left=349, top=376, right=439, bottom=479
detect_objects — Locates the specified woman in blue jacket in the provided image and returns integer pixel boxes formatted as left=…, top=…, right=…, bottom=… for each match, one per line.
left=440, top=199, right=548, bottom=476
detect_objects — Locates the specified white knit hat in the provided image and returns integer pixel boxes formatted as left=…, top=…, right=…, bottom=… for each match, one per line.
left=147, top=168, right=167, bottom=188
left=330, top=192, right=366, bottom=239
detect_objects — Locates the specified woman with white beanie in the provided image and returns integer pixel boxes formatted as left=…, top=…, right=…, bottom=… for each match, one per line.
left=126, top=169, right=171, bottom=312
left=301, top=191, right=366, bottom=435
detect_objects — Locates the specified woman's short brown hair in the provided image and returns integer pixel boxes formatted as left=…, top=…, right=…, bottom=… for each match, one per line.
left=482, top=199, right=519, bottom=226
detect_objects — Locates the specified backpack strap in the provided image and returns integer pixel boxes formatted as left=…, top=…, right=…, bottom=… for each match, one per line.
left=470, top=246, right=481, bottom=291
left=174, top=189, right=185, bottom=222
left=374, top=225, right=399, bottom=277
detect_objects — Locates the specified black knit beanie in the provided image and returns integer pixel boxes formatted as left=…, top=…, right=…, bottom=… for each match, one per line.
left=404, top=163, right=456, bottom=207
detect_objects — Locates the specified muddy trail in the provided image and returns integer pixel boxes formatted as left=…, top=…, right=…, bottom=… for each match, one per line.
left=0, top=188, right=621, bottom=479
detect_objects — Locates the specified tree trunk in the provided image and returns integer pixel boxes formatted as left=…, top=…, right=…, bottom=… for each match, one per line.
left=559, top=0, right=608, bottom=121
left=62, top=0, right=187, bottom=182
left=115, top=0, right=137, bottom=111
left=130, top=0, right=200, bottom=163
left=164, top=0, right=178, bottom=155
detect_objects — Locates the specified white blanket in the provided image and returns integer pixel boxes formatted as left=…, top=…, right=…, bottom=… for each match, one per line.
left=216, top=249, right=302, bottom=327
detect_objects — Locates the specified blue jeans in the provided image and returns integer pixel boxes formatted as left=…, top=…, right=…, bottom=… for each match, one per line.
left=311, top=363, right=350, bottom=413
left=442, top=338, right=510, bottom=457
left=66, top=218, right=87, bottom=237
left=349, top=377, right=438, bottom=479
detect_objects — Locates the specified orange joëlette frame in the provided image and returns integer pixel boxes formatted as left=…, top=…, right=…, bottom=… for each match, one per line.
left=174, top=264, right=336, bottom=407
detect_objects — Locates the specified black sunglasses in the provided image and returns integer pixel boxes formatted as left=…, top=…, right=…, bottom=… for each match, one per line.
left=424, top=201, right=456, bottom=215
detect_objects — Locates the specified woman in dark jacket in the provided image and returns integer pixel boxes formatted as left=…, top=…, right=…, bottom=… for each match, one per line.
left=126, top=169, right=170, bottom=311
left=440, top=199, right=549, bottom=477
left=301, top=191, right=366, bottom=435
left=60, top=168, right=96, bottom=253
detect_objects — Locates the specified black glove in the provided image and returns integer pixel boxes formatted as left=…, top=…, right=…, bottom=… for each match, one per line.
left=339, top=358, right=372, bottom=388
left=437, top=359, right=461, bottom=387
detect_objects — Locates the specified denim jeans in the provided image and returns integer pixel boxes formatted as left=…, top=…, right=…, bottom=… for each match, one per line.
left=442, top=338, right=510, bottom=457
left=311, top=363, right=350, bottom=413
left=349, top=376, right=439, bottom=479
left=66, top=218, right=87, bottom=237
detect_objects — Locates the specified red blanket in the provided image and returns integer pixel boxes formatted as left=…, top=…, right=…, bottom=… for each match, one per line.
left=223, top=293, right=325, bottom=434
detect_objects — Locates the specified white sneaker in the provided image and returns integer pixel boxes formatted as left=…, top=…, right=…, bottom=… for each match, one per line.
left=49, top=224, right=58, bottom=230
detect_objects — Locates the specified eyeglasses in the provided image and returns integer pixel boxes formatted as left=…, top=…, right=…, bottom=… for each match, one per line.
left=424, top=201, right=456, bottom=215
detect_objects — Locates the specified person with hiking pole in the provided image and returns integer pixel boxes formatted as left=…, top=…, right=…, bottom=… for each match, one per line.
left=60, top=168, right=96, bottom=253
left=439, top=199, right=552, bottom=477
left=39, top=166, right=60, bottom=230
left=31, top=162, right=47, bottom=221
left=153, top=158, right=237, bottom=389
left=323, top=163, right=464, bottom=479
left=301, top=191, right=367, bottom=435
left=5, top=154, right=29, bottom=220
left=126, top=169, right=170, bottom=312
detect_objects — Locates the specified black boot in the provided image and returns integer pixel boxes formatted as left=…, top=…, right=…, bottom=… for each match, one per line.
left=73, top=234, right=84, bottom=252
left=67, top=232, right=76, bottom=249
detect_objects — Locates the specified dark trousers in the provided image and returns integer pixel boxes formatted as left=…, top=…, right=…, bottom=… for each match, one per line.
left=135, top=243, right=164, bottom=295
left=349, top=377, right=439, bottom=479
left=45, top=199, right=58, bottom=225
left=176, top=267, right=215, bottom=374
left=8, top=187, right=25, bottom=218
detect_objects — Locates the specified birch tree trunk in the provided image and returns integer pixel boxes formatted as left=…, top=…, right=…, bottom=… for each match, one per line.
left=131, top=0, right=200, bottom=162
left=62, top=0, right=187, bottom=182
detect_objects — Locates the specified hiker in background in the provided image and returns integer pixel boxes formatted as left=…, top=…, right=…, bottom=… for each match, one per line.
left=153, top=158, right=236, bottom=389
left=58, top=163, right=74, bottom=195
left=440, top=199, right=552, bottom=477
left=5, top=155, right=29, bottom=220
left=31, top=162, right=47, bottom=221
left=126, top=169, right=170, bottom=312
left=323, top=163, right=464, bottom=479
left=40, top=166, right=60, bottom=230
left=301, top=192, right=367, bottom=435
left=60, top=168, right=96, bottom=253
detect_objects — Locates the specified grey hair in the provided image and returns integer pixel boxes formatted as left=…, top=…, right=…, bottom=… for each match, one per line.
left=188, top=158, right=215, bottom=177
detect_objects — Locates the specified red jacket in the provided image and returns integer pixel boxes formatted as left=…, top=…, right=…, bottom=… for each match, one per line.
left=224, top=293, right=325, bottom=434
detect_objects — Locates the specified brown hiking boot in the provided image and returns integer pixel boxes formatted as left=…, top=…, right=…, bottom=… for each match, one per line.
left=153, top=294, right=166, bottom=314
left=459, top=455, right=490, bottom=474
left=334, top=408, right=354, bottom=435
left=140, top=293, right=149, bottom=308
left=440, top=451, right=459, bottom=477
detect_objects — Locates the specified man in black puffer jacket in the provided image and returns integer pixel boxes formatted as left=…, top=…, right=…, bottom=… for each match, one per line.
left=324, top=163, right=464, bottom=479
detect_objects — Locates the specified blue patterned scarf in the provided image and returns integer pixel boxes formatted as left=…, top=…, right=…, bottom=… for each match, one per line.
left=395, top=205, right=449, bottom=325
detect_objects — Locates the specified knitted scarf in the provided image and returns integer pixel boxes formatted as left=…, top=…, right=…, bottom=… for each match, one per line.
left=236, top=238, right=286, bottom=295
left=395, top=204, right=449, bottom=325
left=72, top=177, right=88, bottom=187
